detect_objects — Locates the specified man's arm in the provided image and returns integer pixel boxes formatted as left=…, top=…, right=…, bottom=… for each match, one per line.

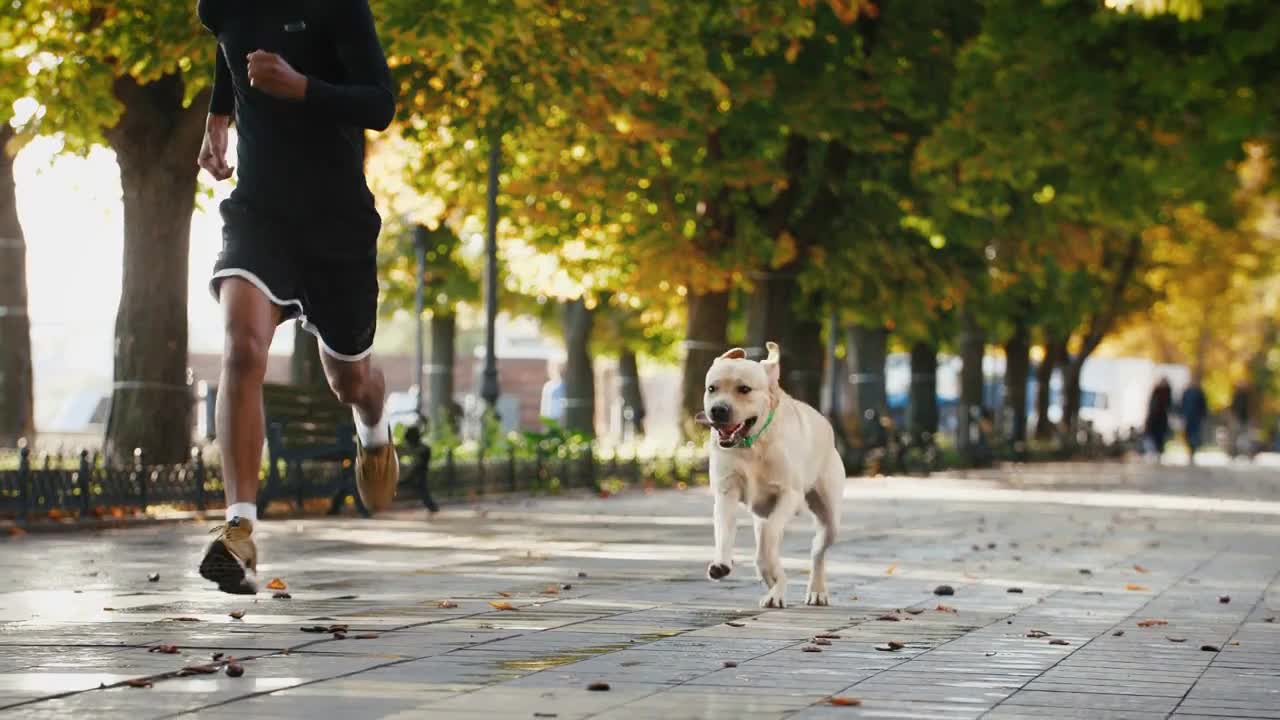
left=210, top=44, right=235, bottom=117
left=304, top=0, right=396, bottom=131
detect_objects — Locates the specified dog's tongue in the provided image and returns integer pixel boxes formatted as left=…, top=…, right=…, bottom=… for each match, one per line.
left=716, top=423, right=742, bottom=441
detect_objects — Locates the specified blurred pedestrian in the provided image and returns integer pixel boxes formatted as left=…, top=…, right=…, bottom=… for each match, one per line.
left=1144, top=377, right=1172, bottom=463
left=1230, top=382, right=1252, bottom=460
left=1180, top=376, right=1208, bottom=466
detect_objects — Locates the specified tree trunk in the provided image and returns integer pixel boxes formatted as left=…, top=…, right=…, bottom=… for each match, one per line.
left=1003, top=321, right=1031, bottom=445
left=680, top=290, right=729, bottom=439
left=746, top=266, right=823, bottom=406
left=957, top=311, right=986, bottom=457
left=847, top=324, right=888, bottom=445
left=0, top=125, right=35, bottom=446
left=289, top=322, right=327, bottom=388
left=908, top=342, right=938, bottom=437
left=1034, top=334, right=1065, bottom=440
left=1062, top=354, right=1085, bottom=440
left=618, top=349, right=645, bottom=440
left=428, top=312, right=457, bottom=435
left=102, top=76, right=208, bottom=465
left=561, top=298, right=595, bottom=435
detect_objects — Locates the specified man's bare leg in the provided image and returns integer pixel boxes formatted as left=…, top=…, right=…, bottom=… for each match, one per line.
left=320, top=352, right=399, bottom=513
left=200, top=277, right=280, bottom=594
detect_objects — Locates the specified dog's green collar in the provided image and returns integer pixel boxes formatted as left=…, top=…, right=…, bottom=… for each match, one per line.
left=738, top=409, right=775, bottom=449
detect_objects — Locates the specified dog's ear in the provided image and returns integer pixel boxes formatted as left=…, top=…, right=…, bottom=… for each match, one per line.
left=761, top=341, right=781, bottom=387
left=717, top=347, right=747, bottom=361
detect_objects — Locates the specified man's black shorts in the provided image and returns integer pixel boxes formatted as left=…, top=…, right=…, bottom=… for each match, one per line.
left=209, top=198, right=380, bottom=361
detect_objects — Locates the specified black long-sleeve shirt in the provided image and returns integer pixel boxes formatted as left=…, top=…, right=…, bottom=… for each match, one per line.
left=198, top=0, right=395, bottom=242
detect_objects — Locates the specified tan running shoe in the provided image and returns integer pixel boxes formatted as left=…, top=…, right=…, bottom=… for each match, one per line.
left=199, top=517, right=258, bottom=595
left=356, top=436, right=399, bottom=514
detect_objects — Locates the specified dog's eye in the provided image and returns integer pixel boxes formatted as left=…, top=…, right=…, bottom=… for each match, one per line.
left=706, top=385, right=716, bottom=394
left=737, top=385, right=751, bottom=394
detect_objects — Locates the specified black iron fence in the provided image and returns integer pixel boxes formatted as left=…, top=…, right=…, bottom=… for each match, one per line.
left=0, top=443, right=711, bottom=524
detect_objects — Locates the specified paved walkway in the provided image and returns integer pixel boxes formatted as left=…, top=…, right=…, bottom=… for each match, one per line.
left=1, top=460, right=1278, bottom=719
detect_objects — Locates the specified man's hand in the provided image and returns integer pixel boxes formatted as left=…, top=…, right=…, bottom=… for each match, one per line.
left=198, top=114, right=233, bottom=181
left=246, top=50, right=307, bottom=100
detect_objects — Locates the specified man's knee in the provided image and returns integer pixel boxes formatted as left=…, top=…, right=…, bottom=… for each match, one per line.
left=327, top=365, right=367, bottom=405
left=223, top=329, right=271, bottom=381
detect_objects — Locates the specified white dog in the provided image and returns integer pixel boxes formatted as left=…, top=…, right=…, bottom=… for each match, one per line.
left=697, top=341, right=844, bottom=608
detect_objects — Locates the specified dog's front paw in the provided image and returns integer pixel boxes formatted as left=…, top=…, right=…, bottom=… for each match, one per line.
left=759, top=586, right=786, bottom=609
left=707, top=562, right=732, bottom=581
left=805, top=590, right=831, bottom=607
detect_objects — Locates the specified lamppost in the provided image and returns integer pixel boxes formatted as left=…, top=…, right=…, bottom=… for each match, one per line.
left=480, top=131, right=501, bottom=413
left=412, top=224, right=429, bottom=421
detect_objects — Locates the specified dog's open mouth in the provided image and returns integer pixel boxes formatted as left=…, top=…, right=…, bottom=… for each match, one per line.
left=714, top=416, right=757, bottom=448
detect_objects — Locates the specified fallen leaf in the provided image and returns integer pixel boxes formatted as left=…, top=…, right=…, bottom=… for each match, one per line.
left=229, top=609, right=246, bottom=620
left=212, top=653, right=224, bottom=661
left=437, top=600, right=459, bottom=609
left=1200, top=644, right=1220, bottom=652
left=1166, top=636, right=1187, bottom=643
left=577, top=572, right=588, bottom=578
left=301, top=626, right=328, bottom=633
left=936, top=604, right=957, bottom=613
left=560, top=584, right=572, bottom=591
left=933, top=585, right=955, bottom=596
left=1137, top=619, right=1169, bottom=628
left=586, top=682, right=610, bottom=691
left=886, top=640, right=905, bottom=650
left=1218, top=595, right=1231, bottom=604
left=125, top=678, right=153, bottom=688
left=815, top=633, right=842, bottom=639
left=1265, top=617, right=1276, bottom=623
left=1230, top=641, right=1241, bottom=646
left=534, top=714, right=558, bottom=719
left=541, top=585, right=560, bottom=595
left=1133, top=564, right=1149, bottom=573
left=722, top=660, right=738, bottom=668
left=147, top=573, right=160, bottom=582
left=225, top=663, right=245, bottom=677
left=885, top=563, right=897, bottom=575
left=876, top=614, right=901, bottom=622
left=904, top=609, right=924, bottom=616
left=1026, top=630, right=1051, bottom=639
left=1112, top=631, right=1125, bottom=637
left=813, top=638, right=832, bottom=646
left=1048, top=639, right=1070, bottom=646
left=1007, top=588, right=1024, bottom=594
left=984, top=651, right=997, bottom=657
left=266, top=578, right=287, bottom=591
left=874, top=643, right=900, bottom=652
left=7, top=527, right=27, bottom=537
left=497, top=591, right=513, bottom=598
left=165, top=617, right=202, bottom=622
left=149, top=645, right=179, bottom=654
left=488, top=600, right=518, bottom=611
left=828, top=696, right=862, bottom=706
left=801, top=645, right=823, bottom=653
left=180, top=664, right=218, bottom=675
left=1079, top=569, right=1093, bottom=575
left=327, top=624, right=349, bottom=632
left=1125, top=584, right=1148, bottom=592
left=725, top=621, right=746, bottom=628
left=273, top=592, right=292, bottom=600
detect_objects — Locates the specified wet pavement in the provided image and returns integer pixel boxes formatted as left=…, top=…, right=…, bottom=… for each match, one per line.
left=1, top=458, right=1278, bottom=719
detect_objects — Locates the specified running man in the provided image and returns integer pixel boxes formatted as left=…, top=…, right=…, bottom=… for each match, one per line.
left=195, top=0, right=399, bottom=594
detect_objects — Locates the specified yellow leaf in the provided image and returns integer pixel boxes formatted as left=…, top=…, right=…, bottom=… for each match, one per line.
left=266, top=578, right=287, bottom=591
left=489, top=601, right=518, bottom=611
left=1125, top=584, right=1149, bottom=592
left=1133, top=565, right=1149, bottom=573
left=885, top=563, right=897, bottom=575
left=828, top=696, right=862, bottom=706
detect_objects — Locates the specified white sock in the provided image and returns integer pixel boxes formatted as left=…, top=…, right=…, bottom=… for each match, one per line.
left=226, top=502, right=257, bottom=524
left=355, top=405, right=390, bottom=447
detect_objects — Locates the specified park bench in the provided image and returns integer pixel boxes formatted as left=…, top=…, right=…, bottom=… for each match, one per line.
left=260, top=382, right=367, bottom=516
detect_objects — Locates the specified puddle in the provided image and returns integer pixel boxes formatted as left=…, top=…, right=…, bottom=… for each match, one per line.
left=497, top=642, right=634, bottom=672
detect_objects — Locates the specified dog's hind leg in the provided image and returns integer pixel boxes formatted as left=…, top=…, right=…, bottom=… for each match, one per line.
left=804, top=450, right=845, bottom=606
left=754, top=489, right=803, bottom=609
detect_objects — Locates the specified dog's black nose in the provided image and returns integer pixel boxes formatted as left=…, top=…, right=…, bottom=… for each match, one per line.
left=709, top=405, right=730, bottom=424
